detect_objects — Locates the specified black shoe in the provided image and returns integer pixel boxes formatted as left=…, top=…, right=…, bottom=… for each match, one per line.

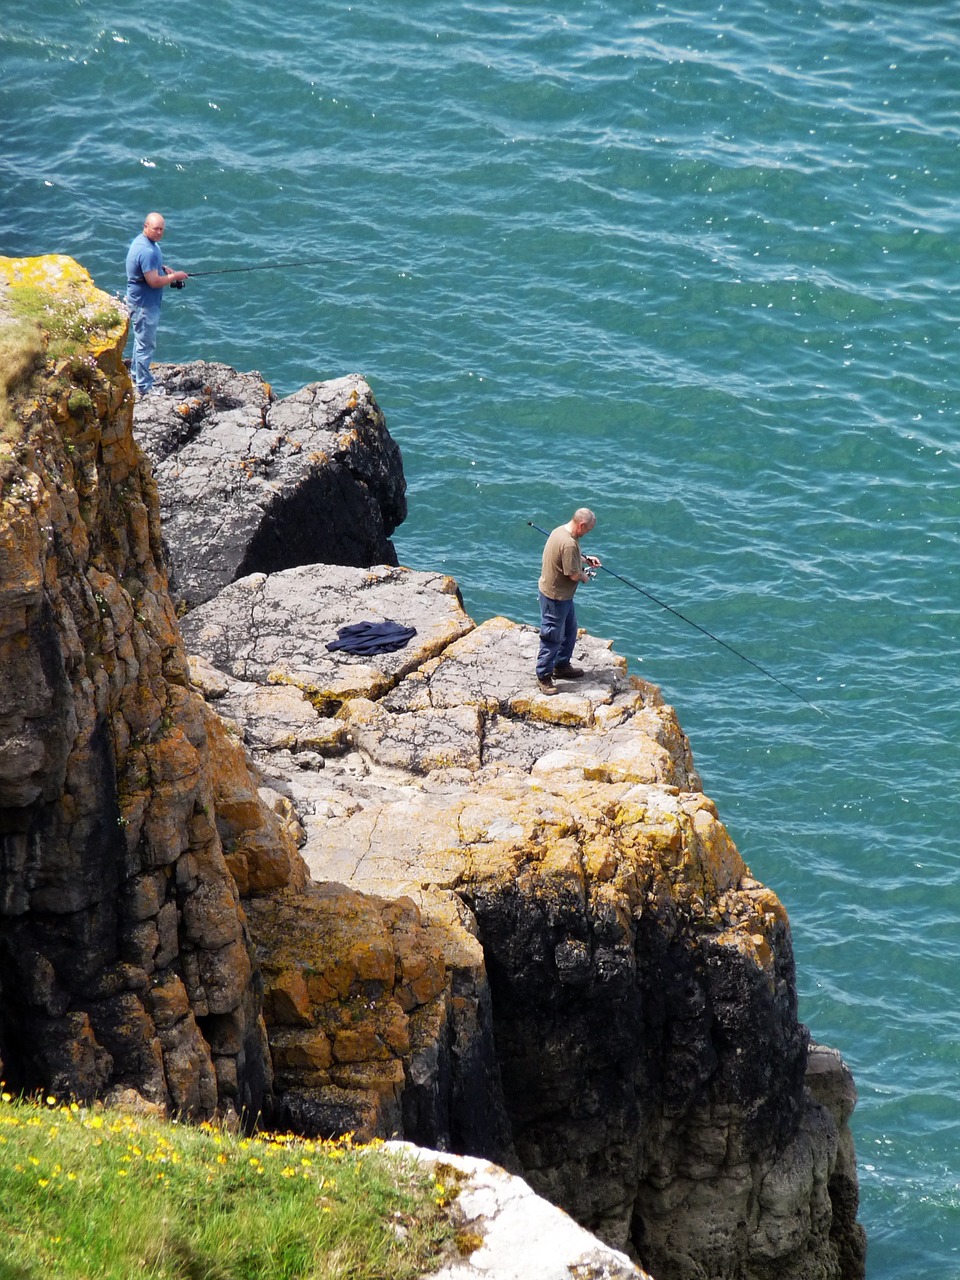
left=537, top=674, right=559, bottom=696
left=553, top=662, right=584, bottom=679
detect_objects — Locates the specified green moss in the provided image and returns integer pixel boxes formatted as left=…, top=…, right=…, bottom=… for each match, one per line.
left=0, top=317, right=44, bottom=444
left=0, top=279, right=121, bottom=447
left=7, top=283, right=122, bottom=359
left=68, top=387, right=94, bottom=415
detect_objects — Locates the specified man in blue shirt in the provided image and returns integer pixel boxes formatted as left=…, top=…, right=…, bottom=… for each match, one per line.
left=124, top=212, right=188, bottom=397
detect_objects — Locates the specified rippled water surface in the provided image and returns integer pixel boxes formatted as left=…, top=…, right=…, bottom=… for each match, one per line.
left=4, top=2, right=960, bottom=1273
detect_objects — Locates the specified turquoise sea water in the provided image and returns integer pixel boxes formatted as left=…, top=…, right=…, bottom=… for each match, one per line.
left=3, top=2, right=959, bottom=1273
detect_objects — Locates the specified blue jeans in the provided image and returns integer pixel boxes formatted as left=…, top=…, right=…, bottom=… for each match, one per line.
left=127, top=299, right=161, bottom=393
left=536, top=591, right=577, bottom=677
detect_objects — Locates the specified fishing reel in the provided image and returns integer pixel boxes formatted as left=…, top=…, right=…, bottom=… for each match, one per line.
left=170, top=279, right=185, bottom=289
left=582, top=565, right=597, bottom=579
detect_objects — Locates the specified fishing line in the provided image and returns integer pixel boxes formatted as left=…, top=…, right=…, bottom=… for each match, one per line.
left=527, top=520, right=826, bottom=716
left=185, top=258, right=340, bottom=278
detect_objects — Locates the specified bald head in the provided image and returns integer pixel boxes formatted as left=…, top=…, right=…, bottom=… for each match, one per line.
left=571, top=507, right=596, bottom=536
left=143, top=213, right=166, bottom=241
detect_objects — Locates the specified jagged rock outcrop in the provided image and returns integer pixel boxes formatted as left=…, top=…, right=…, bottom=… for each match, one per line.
left=0, top=256, right=865, bottom=1280
left=133, top=361, right=406, bottom=608
left=181, top=565, right=865, bottom=1280
left=0, top=256, right=303, bottom=1121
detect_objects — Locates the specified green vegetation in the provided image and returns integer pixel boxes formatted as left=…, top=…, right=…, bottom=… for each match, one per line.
left=5, top=284, right=122, bottom=361
left=0, top=315, right=44, bottom=444
left=0, top=280, right=123, bottom=444
left=0, top=1092, right=454, bottom=1280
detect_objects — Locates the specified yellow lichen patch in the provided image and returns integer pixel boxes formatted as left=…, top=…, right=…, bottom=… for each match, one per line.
left=584, top=843, right=618, bottom=881
left=263, top=969, right=313, bottom=1027
left=617, top=803, right=683, bottom=857
left=683, top=805, right=747, bottom=896
left=745, top=884, right=789, bottom=928
left=0, top=255, right=127, bottom=366
left=0, top=489, right=46, bottom=612
left=462, top=841, right=526, bottom=888
left=273, top=1028, right=335, bottom=1073
left=348, top=936, right=396, bottom=986
left=268, top=667, right=392, bottom=711
left=715, top=924, right=775, bottom=976
left=535, top=835, right=587, bottom=895
left=509, top=688, right=595, bottom=728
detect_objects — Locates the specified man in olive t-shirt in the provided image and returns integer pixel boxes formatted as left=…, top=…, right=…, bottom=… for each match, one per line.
left=535, top=507, right=601, bottom=695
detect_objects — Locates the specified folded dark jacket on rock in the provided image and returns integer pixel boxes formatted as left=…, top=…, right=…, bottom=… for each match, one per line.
left=325, top=619, right=418, bottom=655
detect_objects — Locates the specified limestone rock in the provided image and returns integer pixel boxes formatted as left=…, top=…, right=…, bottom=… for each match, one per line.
left=0, top=257, right=285, bottom=1121
left=246, top=881, right=514, bottom=1164
left=133, top=362, right=406, bottom=608
left=0, top=257, right=864, bottom=1280
left=388, top=1143, right=654, bottom=1280
left=179, top=562, right=473, bottom=712
left=183, top=562, right=864, bottom=1280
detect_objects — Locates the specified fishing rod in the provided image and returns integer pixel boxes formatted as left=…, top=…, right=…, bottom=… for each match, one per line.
left=183, top=258, right=339, bottom=279
left=527, top=520, right=826, bottom=716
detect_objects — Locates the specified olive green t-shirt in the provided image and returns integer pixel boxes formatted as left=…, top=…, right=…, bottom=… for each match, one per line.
left=539, top=524, right=582, bottom=601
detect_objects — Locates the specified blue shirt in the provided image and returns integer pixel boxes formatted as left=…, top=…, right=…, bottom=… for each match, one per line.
left=125, top=233, right=164, bottom=311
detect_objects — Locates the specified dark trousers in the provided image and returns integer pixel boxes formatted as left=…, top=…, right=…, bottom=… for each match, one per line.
left=536, top=591, right=576, bottom=677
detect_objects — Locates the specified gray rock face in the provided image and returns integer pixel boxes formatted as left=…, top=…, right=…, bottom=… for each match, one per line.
left=134, top=363, right=406, bottom=608
left=181, top=560, right=865, bottom=1280
left=179, top=562, right=472, bottom=712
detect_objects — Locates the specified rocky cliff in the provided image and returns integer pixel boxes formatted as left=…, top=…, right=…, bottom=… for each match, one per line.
left=0, top=256, right=865, bottom=1280
left=132, top=360, right=406, bottom=609
left=0, top=256, right=305, bottom=1122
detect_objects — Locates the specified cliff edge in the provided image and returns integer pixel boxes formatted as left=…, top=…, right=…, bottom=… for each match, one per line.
left=0, top=256, right=865, bottom=1280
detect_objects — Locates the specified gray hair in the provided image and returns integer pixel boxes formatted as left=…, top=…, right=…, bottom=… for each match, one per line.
left=573, top=507, right=596, bottom=526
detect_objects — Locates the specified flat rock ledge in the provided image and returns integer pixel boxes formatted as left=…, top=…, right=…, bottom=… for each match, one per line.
left=180, top=562, right=701, bottom=902
left=183, top=561, right=864, bottom=1280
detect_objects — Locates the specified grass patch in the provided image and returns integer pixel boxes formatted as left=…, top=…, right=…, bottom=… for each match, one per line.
left=0, top=1092, right=454, bottom=1280
left=0, top=316, right=45, bottom=445
left=5, top=284, right=122, bottom=362
left=0, top=278, right=124, bottom=446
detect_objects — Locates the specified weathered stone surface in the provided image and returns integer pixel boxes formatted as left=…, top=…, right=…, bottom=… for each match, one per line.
left=0, top=257, right=293, bottom=1122
left=183, top=570, right=864, bottom=1280
left=133, top=362, right=406, bottom=608
left=391, top=1143, right=654, bottom=1280
left=245, top=881, right=514, bottom=1164
left=179, top=562, right=473, bottom=713
left=0, top=257, right=864, bottom=1280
